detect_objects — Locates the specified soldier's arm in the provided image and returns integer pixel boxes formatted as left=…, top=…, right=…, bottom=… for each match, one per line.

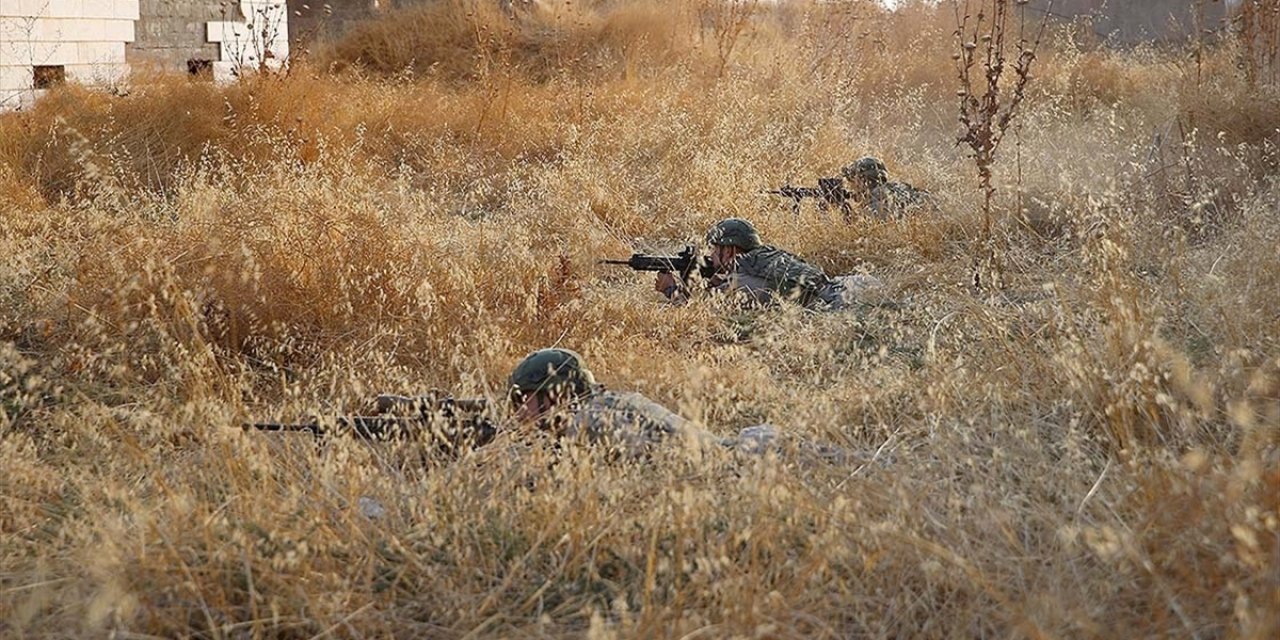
left=654, top=272, right=692, bottom=304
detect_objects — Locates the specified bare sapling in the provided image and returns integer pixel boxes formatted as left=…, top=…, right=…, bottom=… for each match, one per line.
left=701, top=0, right=764, bottom=78
left=953, top=0, right=1049, bottom=291
left=220, top=1, right=291, bottom=79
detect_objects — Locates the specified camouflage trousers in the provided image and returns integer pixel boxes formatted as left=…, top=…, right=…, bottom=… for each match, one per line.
left=725, top=273, right=886, bottom=311
left=723, top=424, right=888, bottom=466
left=815, top=274, right=888, bottom=310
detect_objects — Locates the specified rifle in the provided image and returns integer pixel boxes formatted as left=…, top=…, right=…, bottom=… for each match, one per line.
left=245, top=393, right=498, bottom=454
left=762, top=177, right=854, bottom=220
left=599, top=244, right=716, bottom=283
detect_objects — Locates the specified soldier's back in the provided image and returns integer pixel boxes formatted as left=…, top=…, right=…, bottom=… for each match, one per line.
left=570, top=390, right=715, bottom=457
left=733, top=245, right=832, bottom=306
left=869, top=181, right=933, bottom=219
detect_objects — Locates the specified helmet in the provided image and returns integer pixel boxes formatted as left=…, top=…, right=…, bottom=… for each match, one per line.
left=843, top=157, right=888, bottom=185
left=705, top=218, right=762, bottom=251
left=508, top=348, right=596, bottom=399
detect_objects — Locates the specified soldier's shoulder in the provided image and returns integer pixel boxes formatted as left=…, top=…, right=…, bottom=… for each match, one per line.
left=588, top=389, right=644, bottom=410
left=735, top=245, right=801, bottom=274
left=602, top=390, right=681, bottom=417
left=885, top=181, right=931, bottom=200
left=871, top=181, right=935, bottom=216
left=575, top=389, right=687, bottom=451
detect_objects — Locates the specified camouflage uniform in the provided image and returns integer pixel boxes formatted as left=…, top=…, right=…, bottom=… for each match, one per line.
left=509, top=348, right=717, bottom=458
left=725, top=424, right=880, bottom=465
left=689, top=218, right=885, bottom=311
left=568, top=389, right=723, bottom=457
left=509, top=349, right=877, bottom=464
left=569, top=390, right=873, bottom=462
left=567, top=388, right=871, bottom=463
left=843, top=157, right=933, bottom=219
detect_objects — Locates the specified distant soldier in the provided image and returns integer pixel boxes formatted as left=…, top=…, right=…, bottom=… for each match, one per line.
left=842, top=157, right=933, bottom=219
left=653, top=218, right=886, bottom=310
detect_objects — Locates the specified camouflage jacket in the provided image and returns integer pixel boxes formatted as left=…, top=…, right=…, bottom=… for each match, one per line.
left=560, top=393, right=882, bottom=465
left=868, top=181, right=932, bottom=219
left=566, top=390, right=716, bottom=457
left=727, top=245, right=834, bottom=307
left=664, top=246, right=885, bottom=311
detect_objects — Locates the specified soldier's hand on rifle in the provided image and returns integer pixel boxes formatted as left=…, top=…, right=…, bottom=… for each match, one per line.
left=654, top=272, right=680, bottom=299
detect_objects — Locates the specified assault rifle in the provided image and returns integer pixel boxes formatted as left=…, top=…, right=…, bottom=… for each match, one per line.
left=245, top=393, right=498, bottom=454
left=762, top=177, right=854, bottom=220
left=600, top=244, right=716, bottom=283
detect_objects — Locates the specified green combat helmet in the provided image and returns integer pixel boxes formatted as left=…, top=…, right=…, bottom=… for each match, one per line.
left=508, top=348, right=597, bottom=400
left=843, top=157, right=888, bottom=187
left=705, top=218, right=763, bottom=251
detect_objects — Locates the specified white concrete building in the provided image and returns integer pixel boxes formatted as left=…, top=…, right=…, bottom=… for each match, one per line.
left=0, top=1, right=288, bottom=110
left=0, top=1, right=139, bottom=109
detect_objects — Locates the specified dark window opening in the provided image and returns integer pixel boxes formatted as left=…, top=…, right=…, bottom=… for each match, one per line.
left=33, top=65, right=65, bottom=89
left=187, top=59, right=214, bottom=80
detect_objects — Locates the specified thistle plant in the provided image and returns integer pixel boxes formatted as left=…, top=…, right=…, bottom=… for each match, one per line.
left=953, top=0, right=1049, bottom=290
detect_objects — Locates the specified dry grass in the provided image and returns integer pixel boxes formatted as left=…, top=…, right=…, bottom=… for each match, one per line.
left=311, top=0, right=701, bottom=82
left=1, top=1, right=1278, bottom=637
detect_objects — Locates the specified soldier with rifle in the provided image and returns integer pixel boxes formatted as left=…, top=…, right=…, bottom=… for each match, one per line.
left=840, top=156, right=934, bottom=220
left=603, top=218, right=886, bottom=311
left=246, top=350, right=748, bottom=460
left=245, top=349, right=874, bottom=465
left=763, top=156, right=932, bottom=221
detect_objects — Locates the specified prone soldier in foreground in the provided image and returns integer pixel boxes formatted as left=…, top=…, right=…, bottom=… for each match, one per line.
left=245, top=351, right=721, bottom=461
left=245, top=349, right=872, bottom=465
left=644, top=218, right=886, bottom=311
left=507, top=347, right=861, bottom=462
left=508, top=347, right=720, bottom=458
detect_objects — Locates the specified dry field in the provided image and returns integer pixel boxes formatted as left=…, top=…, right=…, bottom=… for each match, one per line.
left=1, top=1, right=1278, bottom=637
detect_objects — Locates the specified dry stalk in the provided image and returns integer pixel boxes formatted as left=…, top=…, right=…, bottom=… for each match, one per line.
left=953, top=0, right=1050, bottom=291
left=701, top=0, right=764, bottom=78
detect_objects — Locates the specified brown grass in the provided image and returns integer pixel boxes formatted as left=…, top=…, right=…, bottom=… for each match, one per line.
left=311, top=0, right=700, bottom=82
left=1, top=1, right=1278, bottom=637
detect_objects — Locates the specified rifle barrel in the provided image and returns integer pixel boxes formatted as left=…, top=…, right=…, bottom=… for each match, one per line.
left=373, top=394, right=489, bottom=415
left=245, top=422, right=323, bottom=434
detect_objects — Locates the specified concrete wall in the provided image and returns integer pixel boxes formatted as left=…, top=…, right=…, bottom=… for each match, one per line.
left=1029, top=0, right=1233, bottom=45
left=132, top=1, right=288, bottom=81
left=0, top=0, right=140, bottom=109
left=128, top=0, right=228, bottom=74
left=286, top=0, right=388, bottom=54
left=0, top=1, right=291, bottom=109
